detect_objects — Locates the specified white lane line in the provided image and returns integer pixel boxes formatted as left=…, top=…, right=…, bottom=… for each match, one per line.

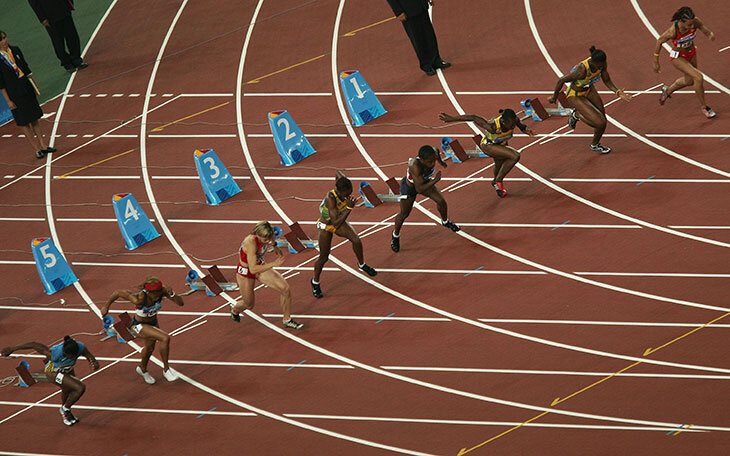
left=242, top=92, right=330, bottom=96
left=0, top=401, right=257, bottom=417
left=552, top=178, right=730, bottom=183
left=169, top=319, right=207, bottom=336
left=360, top=133, right=627, bottom=138
left=52, top=175, right=140, bottom=179
left=454, top=90, right=721, bottom=95
left=8, top=307, right=730, bottom=330
left=0, top=400, right=701, bottom=432
left=0, top=217, right=45, bottom=221
left=374, top=91, right=443, bottom=95
left=148, top=134, right=237, bottom=138
left=180, top=93, right=234, bottom=97
left=247, top=133, right=347, bottom=137
left=630, top=0, right=730, bottom=95
left=646, top=134, right=730, bottom=138
left=719, top=45, right=730, bottom=53
left=283, top=414, right=704, bottom=432
left=0, top=452, right=82, bottom=456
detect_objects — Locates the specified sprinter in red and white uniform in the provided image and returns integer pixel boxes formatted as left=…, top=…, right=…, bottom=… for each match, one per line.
left=230, top=221, right=302, bottom=329
left=653, top=6, right=717, bottom=118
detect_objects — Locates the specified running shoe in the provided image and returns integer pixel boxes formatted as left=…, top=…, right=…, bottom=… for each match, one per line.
left=568, top=110, right=579, bottom=129
left=391, top=234, right=400, bottom=253
left=590, top=143, right=611, bottom=154
left=283, top=319, right=303, bottom=329
left=492, top=181, right=507, bottom=198
left=442, top=220, right=461, bottom=232
left=659, top=85, right=670, bottom=105
left=162, top=368, right=178, bottom=382
left=311, top=279, right=323, bottom=299
left=230, top=304, right=241, bottom=323
left=136, top=366, right=156, bottom=384
left=359, top=263, right=378, bottom=277
left=702, top=106, right=717, bottom=119
left=36, top=150, right=45, bottom=159
left=61, top=407, right=78, bottom=426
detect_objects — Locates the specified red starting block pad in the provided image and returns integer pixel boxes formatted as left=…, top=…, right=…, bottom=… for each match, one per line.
left=359, top=180, right=404, bottom=208
left=16, top=361, right=36, bottom=387
left=189, top=265, right=238, bottom=296
left=277, top=222, right=318, bottom=253
left=444, top=139, right=486, bottom=164
left=522, top=93, right=573, bottom=121
left=113, top=312, right=136, bottom=341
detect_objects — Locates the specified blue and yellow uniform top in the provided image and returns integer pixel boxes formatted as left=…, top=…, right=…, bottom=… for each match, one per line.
left=481, top=116, right=513, bottom=145
left=318, top=189, right=349, bottom=233
left=44, top=341, right=85, bottom=374
left=567, top=57, right=602, bottom=97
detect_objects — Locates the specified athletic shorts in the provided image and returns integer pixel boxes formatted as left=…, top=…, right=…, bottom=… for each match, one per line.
left=400, top=177, right=418, bottom=199
left=670, top=47, right=696, bottom=62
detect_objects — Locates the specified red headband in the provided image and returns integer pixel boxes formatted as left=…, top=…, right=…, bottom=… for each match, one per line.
left=144, top=282, right=163, bottom=291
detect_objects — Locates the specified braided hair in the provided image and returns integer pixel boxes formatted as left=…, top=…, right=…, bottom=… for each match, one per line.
left=62, top=335, right=80, bottom=358
left=671, top=6, right=694, bottom=22
left=589, top=46, right=606, bottom=63
left=498, top=108, right=517, bottom=122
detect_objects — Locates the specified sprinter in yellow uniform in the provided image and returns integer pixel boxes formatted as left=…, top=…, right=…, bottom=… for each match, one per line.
left=439, top=109, right=535, bottom=198
left=311, top=171, right=377, bottom=298
left=549, top=46, right=631, bottom=154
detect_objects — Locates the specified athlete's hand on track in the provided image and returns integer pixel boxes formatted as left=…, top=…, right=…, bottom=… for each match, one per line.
left=653, top=61, right=661, bottom=73
left=438, top=112, right=455, bottom=123
left=272, top=256, right=285, bottom=268
left=547, top=95, right=557, bottom=104
left=617, top=89, right=632, bottom=102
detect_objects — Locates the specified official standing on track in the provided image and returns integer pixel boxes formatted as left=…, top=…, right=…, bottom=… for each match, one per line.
left=386, top=0, right=450, bottom=76
left=101, top=277, right=183, bottom=384
left=28, top=0, right=88, bottom=73
left=391, top=145, right=460, bottom=252
left=0, top=30, right=56, bottom=159
left=548, top=46, right=631, bottom=155
left=653, top=6, right=717, bottom=119
left=2, top=336, right=99, bottom=426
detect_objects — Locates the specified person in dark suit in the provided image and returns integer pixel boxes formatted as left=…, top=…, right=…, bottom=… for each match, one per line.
left=387, top=0, right=450, bottom=76
left=0, top=31, right=56, bottom=159
left=29, top=0, right=87, bottom=73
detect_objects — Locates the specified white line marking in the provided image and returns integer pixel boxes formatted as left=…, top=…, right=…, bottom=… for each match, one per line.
left=79, top=94, right=91, bottom=98
left=112, top=93, right=124, bottom=97
left=0, top=217, right=45, bottom=221
left=454, top=90, right=721, bottom=95
left=170, top=319, right=207, bottom=336
left=373, top=91, right=443, bottom=95
left=53, top=175, right=140, bottom=179
left=552, top=178, right=730, bottom=183
left=148, top=134, right=237, bottom=138
left=104, top=134, right=139, bottom=138
left=247, top=133, right=347, bottom=137
left=179, top=93, right=234, bottom=97
left=243, top=92, right=331, bottom=96
left=645, top=134, right=730, bottom=138
left=719, top=44, right=730, bottom=53
left=0, top=401, right=256, bottom=417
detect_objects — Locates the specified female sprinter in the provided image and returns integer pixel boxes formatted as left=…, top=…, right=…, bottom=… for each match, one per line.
left=311, top=173, right=377, bottom=299
left=653, top=6, right=717, bottom=118
left=101, top=277, right=184, bottom=383
left=230, top=221, right=303, bottom=329
left=391, top=145, right=460, bottom=252
left=439, top=109, right=535, bottom=197
left=548, top=46, right=631, bottom=154
left=2, top=336, right=99, bottom=426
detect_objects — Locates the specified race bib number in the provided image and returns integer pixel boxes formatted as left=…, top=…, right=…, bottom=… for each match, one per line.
left=54, top=372, right=65, bottom=385
left=316, top=221, right=328, bottom=231
left=669, top=50, right=680, bottom=58
left=237, top=265, right=248, bottom=275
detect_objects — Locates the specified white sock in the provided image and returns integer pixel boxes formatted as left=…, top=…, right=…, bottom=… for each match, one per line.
left=311, top=279, right=319, bottom=285
left=392, top=231, right=399, bottom=238
left=61, top=405, right=69, bottom=412
left=441, top=219, right=448, bottom=224
left=358, top=263, right=365, bottom=268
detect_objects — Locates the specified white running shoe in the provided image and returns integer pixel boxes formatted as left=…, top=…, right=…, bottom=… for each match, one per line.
left=162, top=368, right=178, bottom=382
left=136, top=366, right=156, bottom=384
left=590, top=143, right=611, bottom=154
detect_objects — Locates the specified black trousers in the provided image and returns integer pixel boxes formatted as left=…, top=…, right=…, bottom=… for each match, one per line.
left=401, top=12, right=441, bottom=72
left=45, top=15, right=81, bottom=67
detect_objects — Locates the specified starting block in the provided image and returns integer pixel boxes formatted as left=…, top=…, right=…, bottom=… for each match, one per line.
left=16, top=361, right=48, bottom=387
left=359, top=178, right=404, bottom=207
left=520, top=92, right=573, bottom=122
left=441, top=137, right=487, bottom=164
left=186, top=265, right=238, bottom=296
left=100, top=312, right=137, bottom=342
left=276, top=222, right=318, bottom=253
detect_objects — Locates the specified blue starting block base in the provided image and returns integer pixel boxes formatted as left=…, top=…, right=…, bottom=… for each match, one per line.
left=520, top=93, right=573, bottom=122
left=441, top=137, right=486, bottom=164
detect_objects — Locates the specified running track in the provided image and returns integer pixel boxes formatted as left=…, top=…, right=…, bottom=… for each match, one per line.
left=0, top=1, right=728, bottom=454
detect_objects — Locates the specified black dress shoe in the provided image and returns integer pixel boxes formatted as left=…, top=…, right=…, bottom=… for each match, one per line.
left=64, top=64, right=77, bottom=74
left=434, top=60, right=451, bottom=69
left=75, top=61, right=89, bottom=69
left=44, top=147, right=56, bottom=154
left=424, top=68, right=436, bottom=76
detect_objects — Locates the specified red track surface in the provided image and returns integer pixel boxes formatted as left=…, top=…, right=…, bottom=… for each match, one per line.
left=1, top=1, right=728, bottom=455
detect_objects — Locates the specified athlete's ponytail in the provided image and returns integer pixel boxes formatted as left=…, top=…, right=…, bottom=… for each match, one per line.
left=62, top=336, right=80, bottom=358
left=498, top=108, right=517, bottom=122
left=589, top=46, right=606, bottom=63
left=671, top=6, right=694, bottom=22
